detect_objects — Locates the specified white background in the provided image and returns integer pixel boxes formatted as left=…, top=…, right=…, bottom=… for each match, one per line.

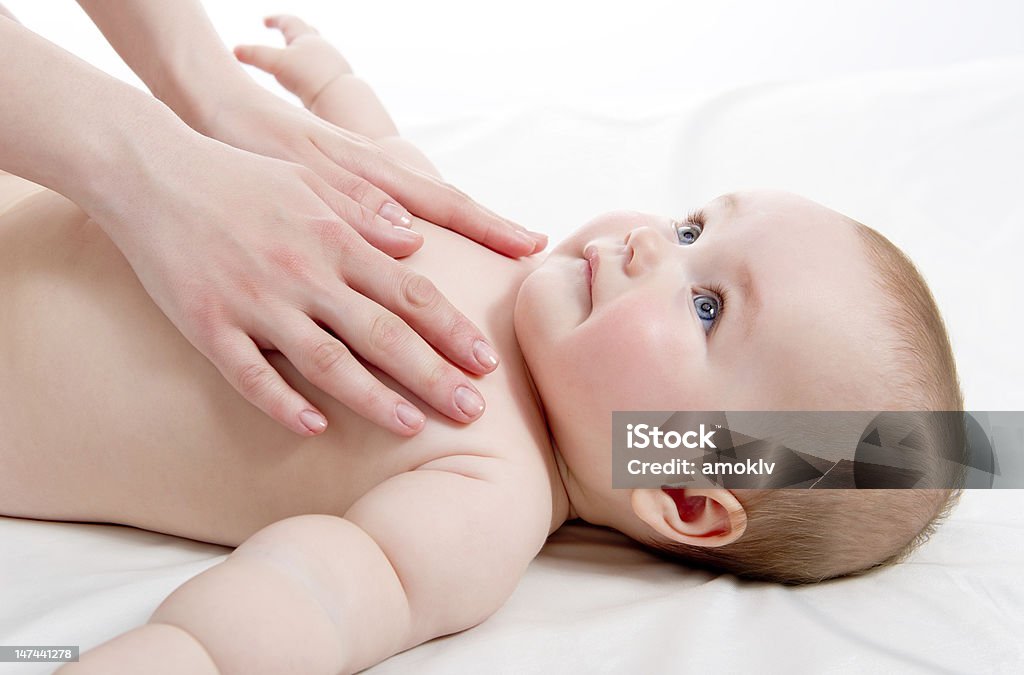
left=8, top=0, right=1024, bottom=121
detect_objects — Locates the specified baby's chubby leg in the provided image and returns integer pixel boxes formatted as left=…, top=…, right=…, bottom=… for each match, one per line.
left=235, top=15, right=439, bottom=178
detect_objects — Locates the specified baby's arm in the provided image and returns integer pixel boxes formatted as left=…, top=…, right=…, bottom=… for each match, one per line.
left=61, top=463, right=546, bottom=674
left=235, top=15, right=440, bottom=179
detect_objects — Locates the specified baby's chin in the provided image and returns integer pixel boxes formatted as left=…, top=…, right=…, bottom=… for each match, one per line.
left=512, top=250, right=592, bottom=366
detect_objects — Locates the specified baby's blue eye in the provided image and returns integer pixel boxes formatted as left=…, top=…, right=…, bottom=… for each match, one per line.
left=695, top=295, right=719, bottom=332
left=675, top=222, right=702, bottom=245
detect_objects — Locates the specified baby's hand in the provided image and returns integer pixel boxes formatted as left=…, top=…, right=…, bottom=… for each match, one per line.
left=234, top=15, right=352, bottom=108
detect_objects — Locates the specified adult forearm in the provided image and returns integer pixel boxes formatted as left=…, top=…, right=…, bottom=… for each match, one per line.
left=75, top=0, right=257, bottom=133
left=0, top=17, right=197, bottom=219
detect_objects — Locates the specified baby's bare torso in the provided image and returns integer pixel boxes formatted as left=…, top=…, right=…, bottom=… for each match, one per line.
left=0, top=179, right=560, bottom=547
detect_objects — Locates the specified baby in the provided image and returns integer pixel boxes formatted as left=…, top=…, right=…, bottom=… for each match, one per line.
left=0, top=14, right=961, bottom=675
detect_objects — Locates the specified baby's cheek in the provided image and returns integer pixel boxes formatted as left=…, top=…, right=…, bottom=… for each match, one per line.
left=572, top=298, right=688, bottom=405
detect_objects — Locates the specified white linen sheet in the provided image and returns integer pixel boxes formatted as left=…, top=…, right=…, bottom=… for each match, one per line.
left=2, top=56, right=1023, bottom=674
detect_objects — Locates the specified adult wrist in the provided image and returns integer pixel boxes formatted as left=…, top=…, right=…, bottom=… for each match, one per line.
left=155, top=55, right=267, bottom=138
left=77, top=96, right=210, bottom=230
left=74, top=0, right=263, bottom=139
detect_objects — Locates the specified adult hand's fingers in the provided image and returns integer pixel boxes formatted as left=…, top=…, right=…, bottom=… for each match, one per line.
left=267, top=311, right=437, bottom=435
left=298, top=166, right=423, bottom=258
left=339, top=244, right=501, bottom=376
left=209, top=49, right=545, bottom=259
left=317, top=136, right=548, bottom=257
left=208, top=330, right=330, bottom=437
left=291, top=179, right=502, bottom=387
left=305, top=287, right=488, bottom=424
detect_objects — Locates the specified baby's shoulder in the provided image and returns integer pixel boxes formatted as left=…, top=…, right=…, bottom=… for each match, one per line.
left=414, top=447, right=555, bottom=533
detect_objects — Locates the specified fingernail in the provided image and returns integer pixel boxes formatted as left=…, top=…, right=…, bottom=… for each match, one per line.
left=395, top=402, right=425, bottom=430
left=299, top=409, right=328, bottom=434
left=392, top=225, right=421, bottom=242
left=472, top=339, right=499, bottom=370
left=454, top=385, right=485, bottom=419
left=380, top=202, right=413, bottom=228
left=514, top=230, right=535, bottom=249
left=529, top=232, right=548, bottom=250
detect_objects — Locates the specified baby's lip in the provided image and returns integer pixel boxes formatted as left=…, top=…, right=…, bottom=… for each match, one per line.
left=583, top=245, right=599, bottom=291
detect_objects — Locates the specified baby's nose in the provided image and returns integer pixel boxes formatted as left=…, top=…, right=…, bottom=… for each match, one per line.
left=624, top=226, right=671, bottom=275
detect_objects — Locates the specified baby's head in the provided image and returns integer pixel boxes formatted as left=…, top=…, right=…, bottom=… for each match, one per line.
left=514, top=190, right=964, bottom=584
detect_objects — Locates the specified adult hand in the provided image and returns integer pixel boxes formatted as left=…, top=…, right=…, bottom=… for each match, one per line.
left=5, top=3, right=539, bottom=439
left=100, top=134, right=502, bottom=437
left=73, top=0, right=548, bottom=256
left=67, top=0, right=548, bottom=437
left=189, top=80, right=548, bottom=257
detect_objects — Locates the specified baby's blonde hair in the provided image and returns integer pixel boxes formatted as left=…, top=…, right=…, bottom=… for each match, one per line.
left=646, top=220, right=966, bottom=584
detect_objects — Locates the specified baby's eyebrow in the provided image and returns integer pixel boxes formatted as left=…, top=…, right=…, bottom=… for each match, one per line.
left=736, top=263, right=762, bottom=343
left=708, top=192, right=740, bottom=217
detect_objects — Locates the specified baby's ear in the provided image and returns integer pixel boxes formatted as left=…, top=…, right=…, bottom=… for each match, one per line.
left=631, top=488, right=747, bottom=548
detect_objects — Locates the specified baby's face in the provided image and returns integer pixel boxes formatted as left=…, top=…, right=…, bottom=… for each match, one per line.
left=514, top=190, right=891, bottom=526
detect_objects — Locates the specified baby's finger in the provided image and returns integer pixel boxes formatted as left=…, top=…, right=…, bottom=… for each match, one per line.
left=233, top=44, right=284, bottom=75
left=265, top=14, right=319, bottom=43
left=207, top=330, right=329, bottom=437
